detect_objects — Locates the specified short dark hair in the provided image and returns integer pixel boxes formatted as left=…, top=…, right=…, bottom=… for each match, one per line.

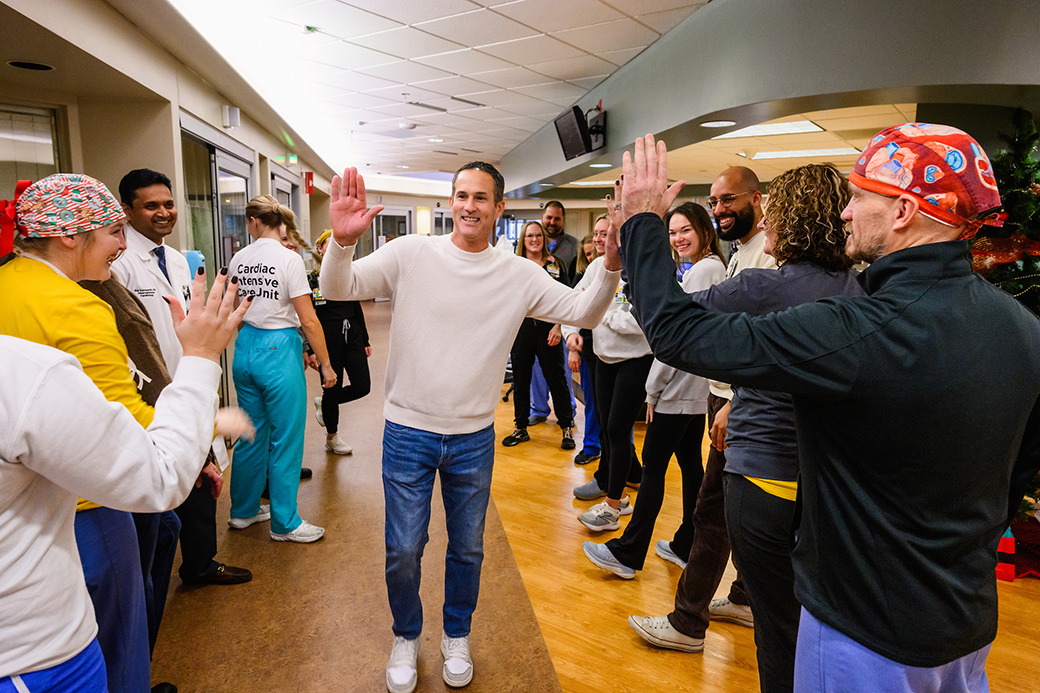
left=544, top=200, right=565, bottom=216
left=452, top=162, right=504, bottom=204
left=119, top=169, right=172, bottom=205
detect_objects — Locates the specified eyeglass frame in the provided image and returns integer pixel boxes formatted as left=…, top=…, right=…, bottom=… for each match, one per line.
left=707, top=190, right=757, bottom=209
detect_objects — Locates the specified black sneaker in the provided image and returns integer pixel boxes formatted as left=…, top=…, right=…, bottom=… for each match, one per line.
left=574, top=450, right=600, bottom=465
left=528, top=414, right=548, bottom=426
left=561, top=426, right=576, bottom=450
left=502, top=428, right=530, bottom=447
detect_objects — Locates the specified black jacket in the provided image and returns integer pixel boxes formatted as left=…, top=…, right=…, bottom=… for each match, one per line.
left=622, top=211, right=1040, bottom=667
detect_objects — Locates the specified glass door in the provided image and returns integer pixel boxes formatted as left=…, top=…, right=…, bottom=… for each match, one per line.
left=433, top=209, right=454, bottom=236
left=216, top=151, right=251, bottom=266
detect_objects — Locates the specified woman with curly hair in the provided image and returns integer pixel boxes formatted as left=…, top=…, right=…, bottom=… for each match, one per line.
left=626, top=164, right=864, bottom=693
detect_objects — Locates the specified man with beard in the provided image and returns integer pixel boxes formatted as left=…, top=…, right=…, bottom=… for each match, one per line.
left=619, top=127, right=1040, bottom=692
left=542, top=200, right=579, bottom=282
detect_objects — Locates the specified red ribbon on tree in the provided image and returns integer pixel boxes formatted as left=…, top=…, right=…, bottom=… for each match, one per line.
left=0, top=180, right=32, bottom=256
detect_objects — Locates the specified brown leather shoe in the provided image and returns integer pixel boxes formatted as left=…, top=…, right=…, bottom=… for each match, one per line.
left=186, top=563, right=252, bottom=585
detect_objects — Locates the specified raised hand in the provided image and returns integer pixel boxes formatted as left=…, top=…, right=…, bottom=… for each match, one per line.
left=620, top=134, right=686, bottom=221
left=167, top=268, right=250, bottom=363
left=330, top=167, right=384, bottom=247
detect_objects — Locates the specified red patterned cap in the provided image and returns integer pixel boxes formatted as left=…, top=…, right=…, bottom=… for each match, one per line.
left=16, top=173, right=125, bottom=238
left=850, top=123, right=1002, bottom=239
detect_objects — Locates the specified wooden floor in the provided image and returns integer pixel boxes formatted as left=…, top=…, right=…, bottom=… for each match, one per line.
left=155, top=300, right=1040, bottom=692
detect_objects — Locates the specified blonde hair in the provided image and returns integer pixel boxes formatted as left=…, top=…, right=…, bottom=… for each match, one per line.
left=246, top=194, right=295, bottom=232
left=764, top=163, right=853, bottom=271
left=516, top=221, right=549, bottom=261
left=577, top=232, right=597, bottom=274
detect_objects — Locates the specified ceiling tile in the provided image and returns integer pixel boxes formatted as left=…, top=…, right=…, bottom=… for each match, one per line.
left=255, top=17, right=341, bottom=52
left=566, top=75, right=609, bottom=90
left=476, top=34, right=586, bottom=64
left=314, top=91, right=396, bottom=110
left=599, top=0, right=704, bottom=15
left=497, top=100, right=561, bottom=117
left=455, top=89, right=543, bottom=108
left=414, top=74, right=504, bottom=97
left=364, top=84, right=452, bottom=104
left=492, top=0, right=625, bottom=32
left=633, top=5, right=697, bottom=33
left=551, top=18, right=659, bottom=53
left=412, top=111, right=487, bottom=127
left=513, top=81, right=587, bottom=101
left=467, top=67, right=555, bottom=89
left=348, top=26, right=465, bottom=60
left=416, top=8, right=538, bottom=45
left=304, top=40, right=399, bottom=69
left=367, top=102, right=454, bottom=119
left=413, top=49, right=515, bottom=74
left=309, top=70, right=399, bottom=92
left=600, top=46, right=646, bottom=66
left=341, top=0, right=482, bottom=24
left=269, top=0, right=402, bottom=39
left=528, top=55, right=616, bottom=81
left=358, top=60, right=454, bottom=84
left=486, top=114, right=545, bottom=132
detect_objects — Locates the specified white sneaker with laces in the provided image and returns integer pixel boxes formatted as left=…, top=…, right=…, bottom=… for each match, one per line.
left=578, top=501, right=621, bottom=531
left=314, top=395, right=324, bottom=427
left=618, top=495, right=633, bottom=516
left=326, top=435, right=353, bottom=455
left=628, top=615, right=704, bottom=652
left=227, top=504, right=270, bottom=530
left=440, top=632, right=473, bottom=688
left=270, top=520, right=325, bottom=543
left=709, top=597, right=754, bottom=627
left=386, top=635, right=418, bottom=693
left=655, top=539, right=688, bottom=568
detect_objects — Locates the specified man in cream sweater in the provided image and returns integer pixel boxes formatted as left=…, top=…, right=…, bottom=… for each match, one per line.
left=320, top=162, right=620, bottom=693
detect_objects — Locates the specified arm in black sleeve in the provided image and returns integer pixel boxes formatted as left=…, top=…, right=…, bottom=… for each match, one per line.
left=1008, top=397, right=1040, bottom=527
left=620, top=212, right=865, bottom=398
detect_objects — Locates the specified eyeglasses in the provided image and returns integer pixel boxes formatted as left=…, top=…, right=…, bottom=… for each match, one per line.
left=707, top=191, right=755, bottom=208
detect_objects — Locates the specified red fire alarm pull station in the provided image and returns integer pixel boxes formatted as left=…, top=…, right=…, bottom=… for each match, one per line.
left=304, top=171, right=314, bottom=194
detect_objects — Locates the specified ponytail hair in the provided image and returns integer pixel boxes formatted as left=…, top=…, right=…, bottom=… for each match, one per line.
left=246, top=194, right=295, bottom=232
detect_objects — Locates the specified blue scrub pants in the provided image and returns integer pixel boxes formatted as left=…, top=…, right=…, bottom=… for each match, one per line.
left=74, top=508, right=150, bottom=693
left=0, top=639, right=107, bottom=693
left=578, top=357, right=601, bottom=455
left=230, top=325, right=307, bottom=535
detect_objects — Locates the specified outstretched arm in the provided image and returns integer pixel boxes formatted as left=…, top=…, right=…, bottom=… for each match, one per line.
left=330, top=167, right=384, bottom=248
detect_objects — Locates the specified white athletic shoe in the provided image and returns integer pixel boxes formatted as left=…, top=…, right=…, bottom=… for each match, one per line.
left=314, top=396, right=324, bottom=427
left=386, top=636, right=419, bottom=693
left=227, top=504, right=270, bottom=530
left=709, top=597, right=754, bottom=628
left=655, top=539, right=688, bottom=569
left=326, top=435, right=353, bottom=455
left=270, top=520, right=325, bottom=543
left=441, top=632, right=474, bottom=688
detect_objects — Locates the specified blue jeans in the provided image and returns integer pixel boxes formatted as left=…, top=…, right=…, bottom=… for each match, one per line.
left=382, top=420, right=495, bottom=640
left=231, top=325, right=307, bottom=535
left=794, top=607, right=990, bottom=693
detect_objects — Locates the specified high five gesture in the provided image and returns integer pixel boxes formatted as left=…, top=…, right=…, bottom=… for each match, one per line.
left=330, top=167, right=384, bottom=247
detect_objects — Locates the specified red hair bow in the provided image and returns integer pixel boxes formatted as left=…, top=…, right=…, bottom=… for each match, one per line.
left=0, top=180, right=31, bottom=256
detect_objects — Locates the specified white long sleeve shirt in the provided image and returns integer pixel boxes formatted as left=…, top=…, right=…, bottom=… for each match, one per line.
left=562, top=257, right=652, bottom=364
left=0, top=337, right=220, bottom=678
left=320, top=234, right=619, bottom=434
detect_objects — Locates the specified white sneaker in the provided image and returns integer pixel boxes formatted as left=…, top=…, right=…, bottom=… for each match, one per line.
left=655, top=539, right=688, bottom=569
left=326, top=435, right=353, bottom=455
left=628, top=615, right=704, bottom=653
left=270, top=520, right=325, bottom=543
left=618, top=495, right=633, bottom=516
left=578, top=501, right=621, bottom=531
left=709, top=597, right=754, bottom=628
left=386, top=635, right=418, bottom=693
left=314, top=396, right=324, bottom=427
left=440, top=632, right=473, bottom=688
left=228, top=504, right=270, bottom=530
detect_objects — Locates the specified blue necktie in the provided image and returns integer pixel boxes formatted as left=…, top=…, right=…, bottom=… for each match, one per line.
left=152, top=246, right=171, bottom=283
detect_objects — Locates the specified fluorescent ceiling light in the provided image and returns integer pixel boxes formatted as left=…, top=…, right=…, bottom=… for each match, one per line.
left=589, top=163, right=612, bottom=168
left=428, top=138, right=444, bottom=143
left=569, top=181, right=614, bottom=186
left=701, top=120, right=736, bottom=128
left=752, top=147, right=860, bottom=160
left=712, top=120, right=823, bottom=139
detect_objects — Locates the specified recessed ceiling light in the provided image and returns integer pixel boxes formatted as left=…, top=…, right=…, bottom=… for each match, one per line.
left=6, top=60, right=53, bottom=71
left=428, top=138, right=444, bottom=143
left=712, top=120, right=823, bottom=139
left=539, top=183, right=554, bottom=187
left=397, top=165, right=409, bottom=169
left=752, top=147, right=860, bottom=160
left=589, top=163, right=612, bottom=168
left=700, top=120, right=736, bottom=128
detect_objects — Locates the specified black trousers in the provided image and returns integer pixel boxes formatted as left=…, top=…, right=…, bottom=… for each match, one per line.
left=591, top=354, right=653, bottom=500
left=669, top=393, right=748, bottom=638
left=510, top=318, right=573, bottom=429
left=724, top=473, right=800, bottom=693
left=132, top=509, right=181, bottom=654
left=174, top=474, right=219, bottom=583
left=607, top=412, right=705, bottom=569
left=320, top=319, right=371, bottom=435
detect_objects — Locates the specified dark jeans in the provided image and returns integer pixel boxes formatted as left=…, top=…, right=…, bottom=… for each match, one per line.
left=592, top=354, right=653, bottom=499
left=175, top=471, right=220, bottom=582
left=510, top=318, right=573, bottom=429
left=131, top=509, right=181, bottom=655
left=319, top=319, right=372, bottom=435
left=669, top=393, right=748, bottom=639
left=725, top=473, right=800, bottom=693
left=607, top=412, right=705, bottom=570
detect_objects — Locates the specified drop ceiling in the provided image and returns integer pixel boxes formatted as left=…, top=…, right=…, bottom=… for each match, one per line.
left=166, top=0, right=711, bottom=176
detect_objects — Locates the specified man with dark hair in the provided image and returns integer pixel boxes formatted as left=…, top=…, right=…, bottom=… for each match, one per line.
left=321, top=162, right=620, bottom=693
left=619, top=128, right=1040, bottom=692
left=111, top=169, right=252, bottom=588
left=541, top=200, right=578, bottom=282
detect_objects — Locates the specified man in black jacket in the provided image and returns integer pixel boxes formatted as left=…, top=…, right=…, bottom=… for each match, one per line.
left=617, top=125, right=1040, bottom=692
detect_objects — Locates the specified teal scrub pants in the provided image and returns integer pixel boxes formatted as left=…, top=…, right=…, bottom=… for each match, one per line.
left=230, top=324, right=307, bottom=535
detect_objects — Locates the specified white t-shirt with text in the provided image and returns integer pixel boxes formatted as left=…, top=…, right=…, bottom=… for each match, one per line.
left=229, top=238, right=310, bottom=330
